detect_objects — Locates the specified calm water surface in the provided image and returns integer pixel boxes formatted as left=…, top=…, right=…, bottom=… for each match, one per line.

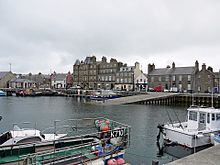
left=0, top=96, right=187, bottom=165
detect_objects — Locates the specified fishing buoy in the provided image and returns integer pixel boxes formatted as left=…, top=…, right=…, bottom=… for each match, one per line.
left=116, top=158, right=125, bottom=164
left=105, top=120, right=110, bottom=125
left=100, top=124, right=109, bottom=132
left=107, top=158, right=117, bottom=165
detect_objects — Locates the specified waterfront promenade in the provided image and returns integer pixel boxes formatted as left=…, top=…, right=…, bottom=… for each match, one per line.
left=166, top=144, right=220, bottom=165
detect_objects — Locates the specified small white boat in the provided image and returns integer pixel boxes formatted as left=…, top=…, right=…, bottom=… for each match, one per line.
left=0, top=125, right=66, bottom=146
left=159, top=105, right=220, bottom=152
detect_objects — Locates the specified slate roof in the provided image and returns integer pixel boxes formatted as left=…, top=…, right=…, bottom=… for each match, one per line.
left=54, top=74, right=66, bottom=81
left=0, top=72, right=9, bottom=79
left=149, top=66, right=196, bottom=75
left=10, top=78, right=35, bottom=83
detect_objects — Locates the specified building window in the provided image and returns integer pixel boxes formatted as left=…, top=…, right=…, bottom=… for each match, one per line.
left=116, top=78, right=119, bottom=83
left=166, top=76, right=169, bottom=82
left=151, top=77, right=154, bottom=82
left=188, top=75, right=191, bottom=81
left=179, top=75, right=182, bottom=81
left=172, top=75, right=176, bottom=81
left=158, top=77, right=161, bottom=82
left=187, top=84, right=191, bottom=90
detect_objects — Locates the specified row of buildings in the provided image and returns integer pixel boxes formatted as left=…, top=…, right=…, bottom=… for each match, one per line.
left=73, top=56, right=220, bottom=93
left=0, top=71, right=73, bottom=90
left=73, top=56, right=147, bottom=91
left=0, top=55, right=219, bottom=93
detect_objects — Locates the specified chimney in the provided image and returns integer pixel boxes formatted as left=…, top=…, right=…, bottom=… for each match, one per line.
left=148, top=63, right=155, bottom=73
left=195, top=60, right=199, bottom=71
left=202, top=63, right=206, bottom=70
left=172, top=62, right=175, bottom=69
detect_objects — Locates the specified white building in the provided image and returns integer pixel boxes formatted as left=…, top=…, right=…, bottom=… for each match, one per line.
left=51, top=73, right=67, bottom=89
left=135, top=72, right=148, bottom=91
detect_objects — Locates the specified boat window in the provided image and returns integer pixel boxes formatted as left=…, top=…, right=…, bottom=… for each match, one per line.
left=207, top=113, right=210, bottom=123
left=0, top=132, right=12, bottom=145
left=212, top=114, right=215, bottom=121
left=199, top=113, right=205, bottom=123
left=40, top=132, right=45, bottom=139
left=17, top=137, right=41, bottom=144
left=216, top=114, right=220, bottom=120
left=189, top=111, right=197, bottom=121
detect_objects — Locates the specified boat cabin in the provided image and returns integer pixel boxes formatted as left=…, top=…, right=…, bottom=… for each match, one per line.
left=187, top=106, right=220, bottom=131
left=0, top=126, right=45, bottom=146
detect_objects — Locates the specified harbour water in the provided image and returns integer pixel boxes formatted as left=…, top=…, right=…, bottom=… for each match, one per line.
left=0, top=96, right=187, bottom=165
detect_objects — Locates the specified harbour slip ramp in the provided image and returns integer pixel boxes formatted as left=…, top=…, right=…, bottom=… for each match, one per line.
left=93, top=92, right=178, bottom=106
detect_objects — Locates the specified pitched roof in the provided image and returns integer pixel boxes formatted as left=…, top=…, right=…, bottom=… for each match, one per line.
left=54, top=74, right=66, bottom=81
left=171, top=67, right=195, bottom=75
left=149, top=68, right=173, bottom=75
left=149, top=66, right=196, bottom=75
left=0, top=71, right=10, bottom=79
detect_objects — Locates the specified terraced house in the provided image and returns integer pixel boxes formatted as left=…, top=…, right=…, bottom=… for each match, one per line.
left=148, top=61, right=220, bottom=93
left=147, top=61, right=199, bottom=92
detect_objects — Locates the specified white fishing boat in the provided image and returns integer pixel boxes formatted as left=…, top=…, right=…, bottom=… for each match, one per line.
left=0, top=125, right=66, bottom=146
left=158, top=105, right=220, bottom=152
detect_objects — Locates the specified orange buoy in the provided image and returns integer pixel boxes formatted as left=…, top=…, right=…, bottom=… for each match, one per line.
left=107, top=158, right=117, bottom=165
left=116, top=158, right=125, bottom=164
left=100, top=124, right=109, bottom=132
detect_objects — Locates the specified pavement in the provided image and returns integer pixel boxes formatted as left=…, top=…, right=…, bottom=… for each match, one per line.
left=166, top=145, right=220, bottom=165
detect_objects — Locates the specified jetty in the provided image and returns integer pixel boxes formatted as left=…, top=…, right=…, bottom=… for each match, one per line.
left=92, top=92, right=178, bottom=105
left=89, top=92, right=220, bottom=107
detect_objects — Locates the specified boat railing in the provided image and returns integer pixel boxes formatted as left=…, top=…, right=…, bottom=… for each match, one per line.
left=19, top=126, right=130, bottom=164
left=0, top=117, right=131, bottom=164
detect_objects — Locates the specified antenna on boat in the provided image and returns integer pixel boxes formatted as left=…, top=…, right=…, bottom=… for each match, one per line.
left=211, top=88, right=214, bottom=108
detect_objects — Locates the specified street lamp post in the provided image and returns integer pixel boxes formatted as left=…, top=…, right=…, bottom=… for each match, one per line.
left=132, top=72, right=135, bottom=91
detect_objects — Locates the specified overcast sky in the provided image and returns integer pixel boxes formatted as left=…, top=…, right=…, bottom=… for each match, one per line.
left=0, top=0, right=220, bottom=74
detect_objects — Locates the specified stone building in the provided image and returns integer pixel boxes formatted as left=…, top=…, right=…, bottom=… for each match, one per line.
left=73, top=56, right=98, bottom=89
left=10, top=77, right=37, bottom=89
left=73, top=56, right=123, bottom=90
left=0, top=71, right=16, bottom=88
left=195, top=63, right=217, bottom=93
left=98, top=57, right=123, bottom=90
left=23, top=73, right=51, bottom=88
left=148, top=61, right=199, bottom=92
left=115, top=62, right=142, bottom=91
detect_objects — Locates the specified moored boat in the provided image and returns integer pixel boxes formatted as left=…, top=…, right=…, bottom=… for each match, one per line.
left=0, top=117, right=130, bottom=165
left=157, top=105, right=220, bottom=156
left=0, top=90, right=6, bottom=96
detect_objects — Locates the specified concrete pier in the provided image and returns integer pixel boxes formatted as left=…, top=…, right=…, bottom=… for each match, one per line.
left=166, top=145, right=220, bottom=165
left=91, top=92, right=178, bottom=105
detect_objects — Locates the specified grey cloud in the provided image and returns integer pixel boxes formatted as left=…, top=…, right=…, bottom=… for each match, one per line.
left=0, top=0, right=220, bottom=73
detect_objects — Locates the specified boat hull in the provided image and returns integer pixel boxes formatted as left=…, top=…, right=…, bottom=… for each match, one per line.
left=163, top=126, right=216, bottom=148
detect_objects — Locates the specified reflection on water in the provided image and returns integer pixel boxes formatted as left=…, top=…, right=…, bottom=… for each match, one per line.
left=0, top=96, right=187, bottom=165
